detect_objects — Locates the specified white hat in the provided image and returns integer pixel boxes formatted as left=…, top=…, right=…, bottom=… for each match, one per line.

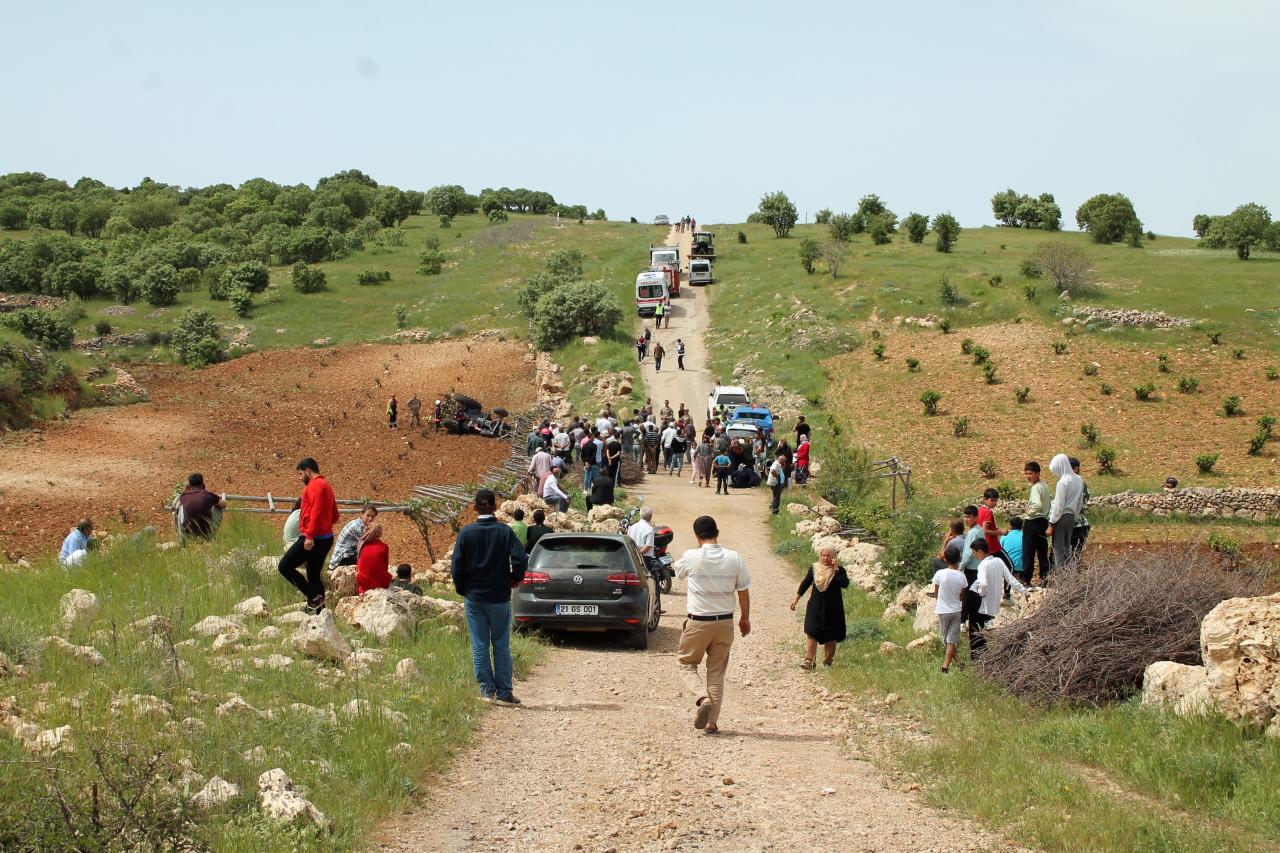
left=435, top=400, right=440, bottom=404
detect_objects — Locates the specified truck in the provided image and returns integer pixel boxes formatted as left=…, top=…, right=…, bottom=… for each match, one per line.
left=690, top=231, right=715, bottom=258
left=688, top=257, right=712, bottom=285
left=635, top=270, right=669, bottom=316
left=707, top=385, right=751, bottom=423
left=650, top=264, right=680, bottom=297
left=648, top=244, right=681, bottom=294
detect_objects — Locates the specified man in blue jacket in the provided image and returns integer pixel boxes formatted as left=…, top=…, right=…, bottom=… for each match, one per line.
left=452, top=489, right=528, bottom=706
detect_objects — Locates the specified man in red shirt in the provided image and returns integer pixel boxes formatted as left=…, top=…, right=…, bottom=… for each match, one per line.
left=977, top=488, right=1012, bottom=570
left=277, top=457, right=339, bottom=613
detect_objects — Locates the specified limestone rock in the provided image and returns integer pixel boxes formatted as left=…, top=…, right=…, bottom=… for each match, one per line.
left=398, top=591, right=465, bottom=625
left=193, top=776, right=240, bottom=809
left=258, top=768, right=331, bottom=831
left=111, top=693, right=172, bottom=719
left=1142, top=661, right=1211, bottom=716
left=128, top=614, right=172, bottom=636
left=389, top=741, right=413, bottom=757
left=811, top=499, right=837, bottom=517
left=255, top=556, right=279, bottom=576
left=28, top=725, right=73, bottom=754
left=794, top=520, right=824, bottom=537
left=275, top=610, right=309, bottom=627
left=234, top=596, right=271, bottom=620
left=881, top=603, right=910, bottom=621
left=59, top=589, right=99, bottom=633
left=323, top=564, right=357, bottom=599
left=786, top=503, right=812, bottom=517
left=341, top=699, right=407, bottom=725
left=294, top=610, right=351, bottom=662
left=40, top=636, right=105, bottom=667
left=211, top=632, right=245, bottom=654
left=906, top=635, right=936, bottom=652
left=394, top=658, right=422, bottom=683
left=587, top=505, right=625, bottom=524
left=349, top=589, right=414, bottom=642
left=216, top=695, right=261, bottom=719
left=912, top=587, right=939, bottom=635
left=878, top=641, right=901, bottom=655
left=253, top=654, right=294, bottom=670
left=191, top=615, right=242, bottom=637
left=258, top=626, right=282, bottom=641
left=288, top=702, right=337, bottom=724
left=991, top=589, right=1047, bottom=629
left=1201, top=592, right=1280, bottom=727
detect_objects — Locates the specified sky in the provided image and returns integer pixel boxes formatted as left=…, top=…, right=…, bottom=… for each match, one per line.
left=3, top=1, right=1276, bottom=236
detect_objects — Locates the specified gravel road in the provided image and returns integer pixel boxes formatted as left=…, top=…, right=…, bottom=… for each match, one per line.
left=374, top=229, right=1016, bottom=852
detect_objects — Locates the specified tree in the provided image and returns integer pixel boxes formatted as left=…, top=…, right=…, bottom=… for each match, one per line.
left=544, top=248, right=584, bottom=281
left=1264, top=221, right=1280, bottom=252
left=0, top=204, right=24, bottom=230
left=171, top=308, right=226, bottom=367
left=51, top=202, right=80, bottom=235
left=931, top=213, right=960, bottom=253
left=798, top=238, right=821, bottom=273
left=291, top=262, right=326, bottom=293
left=530, top=282, right=623, bottom=350
left=76, top=201, right=112, bottom=238
left=220, top=260, right=270, bottom=294
left=424, top=184, right=471, bottom=219
left=901, top=212, right=929, bottom=244
left=756, top=191, right=798, bottom=238
left=992, top=189, right=1061, bottom=230
left=1201, top=203, right=1271, bottom=260
left=1192, top=214, right=1215, bottom=238
left=866, top=213, right=895, bottom=245
left=1075, top=193, right=1141, bottom=243
left=228, top=285, right=253, bottom=318
left=822, top=240, right=848, bottom=277
left=372, top=186, right=412, bottom=227
left=2, top=308, right=74, bottom=349
left=855, top=194, right=889, bottom=231
left=123, top=194, right=178, bottom=232
left=814, top=208, right=833, bottom=225
left=1030, top=242, right=1095, bottom=293
left=140, top=263, right=179, bottom=307
left=828, top=213, right=856, bottom=243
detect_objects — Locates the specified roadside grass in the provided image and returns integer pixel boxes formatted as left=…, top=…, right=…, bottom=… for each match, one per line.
left=0, top=515, right=540, bottom=851
left=769, top=502, right=1280, bottom=851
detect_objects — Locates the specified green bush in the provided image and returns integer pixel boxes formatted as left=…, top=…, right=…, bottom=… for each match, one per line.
left=920, top=390, right=942, bottom=415
left=290, top=262, right=326, bottom=293
left=394, top=304, right=409, bottom=329
left=1051, top=341, right=1068, bottom=355
left=416, top=248, right=446, bottom=275
left=979, top=459, right=998, bottom=479
left=879, top=501, right=948, bottom=591
left=960, top=337, right=974, bottom=355
left=140, top=262, right=179, bottom=307
left=872, top=342, right=886, bottom=361
left=3, top=308, right=74, bottom=350
left=1178, top=376, right=1199, bottom=394
left=905, top=357, right=920, bottom=373
left=1266, top=366, right=1278, bottom=381
left=221, top=260, right=270, bottom=294
left=102, top=267, right=138, bottom=303
left=1100, top=383, right=1114, bottom=395
left=988, top=274, right=1003, bottom=287
left=1023, top=285, right=1038, bottom=301
left=1206, top=531, right=1242, bottom=559
left=1134, top=382, right=1156, bottom=401
left=1157, top=353, right=1170, bottom=373
left=982, top=362, right=999, bottom=384
left=1233, top=347, right=1245, bottom=360
left=737, top=230, right=747, bottom=244
left=530, top=281, right=622, bottom=350
left=171, top=308, right=225, bottom=367
left=1081, top=422, right=1100, bottom=445
left=357, top=269, right=391, bottom=286
left=1248, top=432, right=1268, bottom=456
left=971, top=345, right=991, bottom=365
left=1195, top=453, right=1219, bottom=474
left=488, top=208, right=508, bottom=224
left=939, top=276, right=961, bottom=306
left=798, top=238, right=821, bottom=274
left=846, top=618, right=889, bottom=642
left=938, top=318, right=951, bottom=334
left=952, top=416, right=970, bottom=437
left=816, top=441, right=874, bottom=507
left=1208, top=332, right=1222, bottom=345
left=1082, top=362, right=1098, bottom=376
left=93, top=320, right=112, bottom=337
left=995, top=480, right=1019, bottom=501
left=228, top=285, right=253, bottom=318
left=1096, top=446, right=1117, bottom=472
left=1020, top=259, right=1042, bottom=278
left=1258, top=415, right=1276, bottom=438
left=1014, top=386, right=1030, bottom=403
left=1221, top=395, right=1243, bottom=417
left=176, top=267, right=201, bottom=292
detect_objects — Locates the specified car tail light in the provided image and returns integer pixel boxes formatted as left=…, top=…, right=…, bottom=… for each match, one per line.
left=521, top=572, right=551, bottom=585
left=623, top=618, right=641, bottom=625
left=607, top=572, right=642, bottom=586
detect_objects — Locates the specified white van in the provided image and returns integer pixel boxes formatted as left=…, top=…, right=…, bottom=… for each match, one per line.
left=689, top=258, right=712, bottom=285
left=635, top=270, right=669, bottom=316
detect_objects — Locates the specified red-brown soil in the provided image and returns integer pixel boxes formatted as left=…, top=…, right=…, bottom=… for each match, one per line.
left=0, top=340, right=535, bottom=561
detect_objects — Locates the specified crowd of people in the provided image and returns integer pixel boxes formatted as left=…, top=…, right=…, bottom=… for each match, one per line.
left=672, top=215, right=697, bottom=234
left=386, top=393, right=444, bottom=432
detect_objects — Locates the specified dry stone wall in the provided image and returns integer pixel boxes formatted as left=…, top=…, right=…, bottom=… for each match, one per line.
left=972, top=488, right=1280, bottom=522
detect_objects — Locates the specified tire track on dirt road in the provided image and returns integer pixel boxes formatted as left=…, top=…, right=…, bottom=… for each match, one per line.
left=374, top=227, right=1018, bottom=852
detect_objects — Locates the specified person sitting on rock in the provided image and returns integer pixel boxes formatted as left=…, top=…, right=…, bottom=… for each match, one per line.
left=59, top=518, right=95, bottom=567
left=331, top=504, right=378, bottom=569
left=390, top=563, right=423, bottom=595
left=356, top=523, right=391, bottom=594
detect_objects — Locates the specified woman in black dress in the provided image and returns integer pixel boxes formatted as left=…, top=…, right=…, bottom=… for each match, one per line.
left=790, top=546, right=849, bottom=669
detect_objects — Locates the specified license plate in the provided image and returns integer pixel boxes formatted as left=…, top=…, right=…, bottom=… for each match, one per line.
left=555, top=604, right=598, bottom=616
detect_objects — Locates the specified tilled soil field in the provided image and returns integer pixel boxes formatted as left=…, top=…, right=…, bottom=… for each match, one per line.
left=0, top=339, right=535, bottom=561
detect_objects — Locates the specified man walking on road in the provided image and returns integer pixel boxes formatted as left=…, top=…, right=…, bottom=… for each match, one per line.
left=451, top=489, right=528, bottom=706
left=278, top=457, right=339, bottom=614
left=654, top=301, right=666, bottom=329
left=675, top=515, right=751, bottom=735
left=653, top=340, right=666, bottom=372
left=675, top=338, right=686, bottom=370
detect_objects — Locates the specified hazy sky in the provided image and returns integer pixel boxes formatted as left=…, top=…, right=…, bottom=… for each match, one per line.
left=4, top=1, right=1275, bottom=235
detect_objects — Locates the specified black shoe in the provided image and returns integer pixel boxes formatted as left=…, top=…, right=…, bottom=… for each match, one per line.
left=494, top=694, right=522, bottom=707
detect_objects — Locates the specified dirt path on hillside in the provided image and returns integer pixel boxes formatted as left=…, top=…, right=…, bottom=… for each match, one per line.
left=375, top=229, right=1015, bottom=851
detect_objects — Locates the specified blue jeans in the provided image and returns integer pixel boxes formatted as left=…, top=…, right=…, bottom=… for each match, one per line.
left=582, top=463, right=597, bottom=493
left=667, top=452, right=683, bottom=475
left=464, top=599, right=513, bottom=698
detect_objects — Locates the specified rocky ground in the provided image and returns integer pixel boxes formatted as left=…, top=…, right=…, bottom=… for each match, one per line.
left=375, top=228, right=1018, bottom=852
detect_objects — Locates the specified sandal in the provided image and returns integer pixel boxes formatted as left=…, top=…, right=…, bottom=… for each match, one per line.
left=704, top=724, right=719, bottom=735
left=800, top=659, right=815, bottom=671
left=823, top=657, right=834, bottom=667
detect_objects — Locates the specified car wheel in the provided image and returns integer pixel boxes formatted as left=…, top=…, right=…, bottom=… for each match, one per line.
left=647, top=591, right=662, bottom=630
left=629, top=622, right=650, bottom=649
left=660, top=576, right=673, bottom=595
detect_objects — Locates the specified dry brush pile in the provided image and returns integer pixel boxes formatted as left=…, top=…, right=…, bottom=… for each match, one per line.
left=975, top=548, right=1261, bottom=706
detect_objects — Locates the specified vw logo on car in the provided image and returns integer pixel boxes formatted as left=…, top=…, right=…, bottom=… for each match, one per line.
left=573, top=575, right=583, bottom=585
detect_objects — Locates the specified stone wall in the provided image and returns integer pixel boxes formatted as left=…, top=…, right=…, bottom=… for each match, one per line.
left=968, top=487, right=1280, bottom=523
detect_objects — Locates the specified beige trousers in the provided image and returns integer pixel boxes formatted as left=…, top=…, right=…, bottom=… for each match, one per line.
left=677, top=618, right=734, bottom=726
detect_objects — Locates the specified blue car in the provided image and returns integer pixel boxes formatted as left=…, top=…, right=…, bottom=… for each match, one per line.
left=729, top=405, right=773, bottom=436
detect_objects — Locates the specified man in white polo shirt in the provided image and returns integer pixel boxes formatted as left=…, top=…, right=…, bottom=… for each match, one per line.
left=674, top=515, right=751, bottom=735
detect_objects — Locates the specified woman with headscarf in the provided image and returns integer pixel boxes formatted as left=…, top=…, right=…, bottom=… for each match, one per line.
left=355, top=523, right=392, bottom=594
left=1046, top=453, right=1083, bottom=572
left=790, top=546, right=850, bottom=669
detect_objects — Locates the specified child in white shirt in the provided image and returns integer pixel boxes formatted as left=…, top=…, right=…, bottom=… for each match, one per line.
left=931, top=542, right=968, bottom=673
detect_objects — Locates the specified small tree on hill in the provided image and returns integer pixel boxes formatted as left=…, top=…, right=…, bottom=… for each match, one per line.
left=171, top=308, right=225, bottom=367
left=1201, top=203, right=1271, bottom=260
left=901, top=212, right=929, bottom=244
left=531, top=282, right=623, bottom=350
left=757, top=191, right=798, bottom=238
left=814, top=208, right=833, bottom=225
left=866, top=213, right=895, bottom=245
left=828, top=213, right=857, bottom=243
left=1075, top=193, right=1142, bottom=244
left=140, top=263, right=179, bottom=307
left=931, top=213, right=959, bottom=253
left=822, top=240, right=848, bottom=277
left=1192, top=214, right=1215, bottom=238
left=291, top=262, right=326, bottom=293
left=1030, top=242, right=1095, bottom=293
left=855, top=194, right=890, bottom=232
left=798, top=238, right=821, bottom=274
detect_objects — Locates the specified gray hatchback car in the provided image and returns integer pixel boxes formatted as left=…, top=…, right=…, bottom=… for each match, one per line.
left=512, top=532, right=661, bottom=649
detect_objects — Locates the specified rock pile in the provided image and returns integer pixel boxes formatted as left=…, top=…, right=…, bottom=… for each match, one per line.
left=258, top=768, right=331, bottom=831
left=1070, top=306, right=1191, bottom=329
left=1090, top=487, right=1280, bottom=521
left=91, top=369, right=149, bottom=404
left=59, top=588, right=99, bottom=633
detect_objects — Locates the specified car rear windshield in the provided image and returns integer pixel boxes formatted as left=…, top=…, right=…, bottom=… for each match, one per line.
left=638, top=283, right=664, bottom=299
left=718, top=394, right=749, bottom=407
left=652, top=252, right=677, bottom=264
left=531, top=538, right=633, bottom=570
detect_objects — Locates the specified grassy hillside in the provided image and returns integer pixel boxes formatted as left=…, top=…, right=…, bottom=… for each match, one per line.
left=704, top=222, right=1280, bottom=495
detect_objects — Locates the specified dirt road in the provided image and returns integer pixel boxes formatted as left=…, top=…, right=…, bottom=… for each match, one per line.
left=376, top=228, right=1013, bottom=851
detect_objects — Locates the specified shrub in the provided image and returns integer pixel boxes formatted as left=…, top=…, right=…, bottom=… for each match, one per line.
left=1258, top=415, right=1276, bottom=438
left=1248, top=432, right=1268, bottom=456
left=960, top=337, right=974, bottom=355
left=439, top=214, right=452, bottom=228
left=357, top=269, right=391, bottom=286
left=1157, top=353, right=1170, bottom=373
left=228, top=285, right=253, bottom=318
left=871, top=341, right=886, bottom=361
left=394, top=304, right=409, bottom=329
left=1100, top=383, right=1114, bottom=395
left=952, top=416, right=970, bottom=437
left=1206, top=532, right=1242, bottom=559
left=1267, top=366, right=1279, bottom=381
left=1080, top=422, right=1099, bottom=445
left=221, top=260, right=270, bottom=294
left=1082, top=362, right=1098, bottom=376
left=1051, top=340, right=1068, bottom=355
left=816, top=439, right=874, bottom=507
left=1133, top=382, right=1156, bottom=401
left=938, top=318, right=951, bottom=334
left=102, top=267, right=138, bottom=304
left=1019, top=259, right=1042, bottom=278
left=979, top=459, right=998, bottom=479
left=140, top=263, right=179, bottom=307
left=530, top=281, right=622, bottom=350
left=1233, top=347, right=1245, bottom=360
left=988, top=274, right=1003, bottom=287
left=1221, top=395, right=1243, bottom=417
left=878, top=500, right=948, bottom=591
left=1194, top=453, right=1219, bottom=474
left=416, top=248, right=446, bottom=275
left=995, top=480, right=1019, bottom=501
left=171, top=308, right=225, bottom=367
left=177, top=267, right=201, bottom=291
left=1031, top=241, right=1096, bottom=294
left=1023, top=285, right=1038, bottom=301
left=982, top=362, right=999, bottom=384
left=1208, top=332, right=1222, bottom=345
left=920, top=390, right=942, bottom=415
left=1014, top=386, right=1030, bottom=403
left=1096, top=446, right=1117, bottom=472
left=3, top=308, right=74, bottom=349
left=1177, top=376, right=1199, bottom=394
left=291, top=262, right=326, bottom=293
left=93, top=320, right=112, bottom=336
left=488, top=208, right=508, bottom=224
left=737, top=230, right=747, bottom=244
left=846, top=618, right=889, bottom=642
left=798, top=238, right=821, bottom=274
left=939, top=276, right=961, bottom=306
left=905, top=357, right=920, bottom=372
left=971, top=345, right=991, bottom=365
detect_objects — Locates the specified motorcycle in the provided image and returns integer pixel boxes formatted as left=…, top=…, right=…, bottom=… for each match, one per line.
left=618, top=498, right=675, bottom=594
